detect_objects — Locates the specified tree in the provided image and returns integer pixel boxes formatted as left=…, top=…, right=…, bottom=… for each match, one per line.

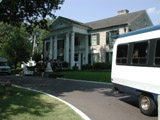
left=31, top=18, right=55, bottom=55
left=0, top=25, right=32, bottom=68
left=0, top=0, right=64, bottom=32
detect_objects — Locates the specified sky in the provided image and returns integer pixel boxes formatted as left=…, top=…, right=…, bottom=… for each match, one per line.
left=55, top=0, right=160, bottom=25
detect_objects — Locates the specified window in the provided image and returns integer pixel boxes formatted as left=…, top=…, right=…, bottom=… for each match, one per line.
left=91, top=34, right=100, bottom=45
left=116, top=44, right=128, bottom=64
left=46, top=42, right=50, bottom=51
left=106, top=30, right=119, bottom=46
left=0, top=62, right=8, bottom=66
left=110, top=30, right=119, bottom=43
left=93, top=53, right=100, bottom=63
left=75, top=37, right=80, bottom=46
left=58, top=40, right=64, bottom=49
left=132, top=41, right=148, bottom=65
left=143, top=19, right=147, bottom=27
left=155, top=39, right=160, bottom=65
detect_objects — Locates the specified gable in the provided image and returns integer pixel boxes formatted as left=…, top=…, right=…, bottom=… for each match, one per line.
left=50, top=17, right=72, bottom=30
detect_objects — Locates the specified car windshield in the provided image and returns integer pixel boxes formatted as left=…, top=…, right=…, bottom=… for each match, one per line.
left=0, top=62, right=8, bottom=66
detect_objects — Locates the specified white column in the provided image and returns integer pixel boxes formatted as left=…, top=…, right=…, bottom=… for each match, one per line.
left=54, top=36, right=57, bottom=60
left=44, top=41, right=47, bottom=59
left=78, top=53, right=81, bottom=70
left=158, top=95, right=160, bottom=120
left=70, top=32, right=75, bottom=69
left=85, top=35, right=89, bottom=64
left=49, top=37, right=53, bottom=60
left=64, top=33, right=69, bottom=63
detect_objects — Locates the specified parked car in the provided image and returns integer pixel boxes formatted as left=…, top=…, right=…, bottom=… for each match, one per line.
left=0, top=57, right=11, bottom=74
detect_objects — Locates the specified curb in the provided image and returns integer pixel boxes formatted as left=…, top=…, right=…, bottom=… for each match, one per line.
left=0, top=82, right=91, bottom=120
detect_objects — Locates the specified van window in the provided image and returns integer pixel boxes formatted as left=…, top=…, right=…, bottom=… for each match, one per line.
left=0, top=62, right=8, bottom=66
left=116, top=44, right=128, bottom=64
left=132, top=41, right=148, bottom=65
left=155, top=39, right=160, bottom=65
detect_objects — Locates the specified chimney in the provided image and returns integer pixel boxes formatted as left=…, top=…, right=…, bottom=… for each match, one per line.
left=117, top=9, right=129, bottom=15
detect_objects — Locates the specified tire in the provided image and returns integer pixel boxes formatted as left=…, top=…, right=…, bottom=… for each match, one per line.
left=139, top=94, right=157, bottom=116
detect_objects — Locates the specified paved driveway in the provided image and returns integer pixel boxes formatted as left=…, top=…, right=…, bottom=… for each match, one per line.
left=0, top=75, right=157, bottom=120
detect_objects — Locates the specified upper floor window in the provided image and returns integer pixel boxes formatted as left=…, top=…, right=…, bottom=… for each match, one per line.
left=106, top=30, right=119, bottom=45
left=116, top=44, right=128, bottom=64
left=143, top=19, right=147, bottom=27
left=132, top=41, right=148, bottom=65
left=91, top=33, right=100, bottom=45
left=155, top=39, right=160, bottom=65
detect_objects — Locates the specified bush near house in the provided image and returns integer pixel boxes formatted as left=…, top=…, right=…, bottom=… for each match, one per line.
left=82, top=62, right=111, bottom=70
left=81, top=64, right=92, bottom=70
left=11, top=68, right=23, bottom=75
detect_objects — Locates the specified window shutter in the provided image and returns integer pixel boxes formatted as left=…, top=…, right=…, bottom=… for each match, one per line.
left=88, top=35, right=91, bottom=46
left=106, top=32, right=109, bottom=44
left=106, top=52, right=109, bottom=62
left=97, top=33, right=100, bottom=45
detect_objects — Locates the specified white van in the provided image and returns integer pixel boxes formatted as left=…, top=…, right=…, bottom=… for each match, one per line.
left=0, top=57, right=11, bottom=74
left=111, top=25, right=160, bottom=116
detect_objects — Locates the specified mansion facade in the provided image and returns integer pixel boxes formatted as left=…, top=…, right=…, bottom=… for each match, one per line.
left=43, top=9, right=153, bottom=69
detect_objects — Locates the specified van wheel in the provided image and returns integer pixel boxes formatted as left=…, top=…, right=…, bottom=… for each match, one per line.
left=139, top=94, right=157, bottom=116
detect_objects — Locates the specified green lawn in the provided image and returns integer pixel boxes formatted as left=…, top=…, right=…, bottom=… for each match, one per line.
left=60, top=71, right=111, bottom=83
left=0, top=84, right=83, bottom=120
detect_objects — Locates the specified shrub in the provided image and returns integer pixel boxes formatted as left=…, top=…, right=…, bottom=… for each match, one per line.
left=32, top=52, right=42, bottom=63
left=11, top=68, right=23, bottom=74
left=81, top=64, right=92, bottom=70
left=72, top=66, right=78, bottom=70
left=92, top=62, right=112, bottom=70
left=106, top=62, right=112, bottom=70
left=62, top=62, right=69, bottom=68
left=35, top=63, right=45, bottom=72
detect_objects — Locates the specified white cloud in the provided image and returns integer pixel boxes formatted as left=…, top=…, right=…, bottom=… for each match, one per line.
left=147, top=7, right=156, bottom=14
left=147, top=7, right=160, bottom=15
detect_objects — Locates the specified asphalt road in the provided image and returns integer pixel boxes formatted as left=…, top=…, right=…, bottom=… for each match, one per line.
left=0, top=75, right=158, bottom=120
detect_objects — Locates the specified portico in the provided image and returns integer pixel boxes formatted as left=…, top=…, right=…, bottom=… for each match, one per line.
left=43, top=17, right=90, bottom=69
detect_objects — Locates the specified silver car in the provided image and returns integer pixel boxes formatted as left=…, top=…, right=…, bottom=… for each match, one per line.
left=0, top=57, right=11, bottom=74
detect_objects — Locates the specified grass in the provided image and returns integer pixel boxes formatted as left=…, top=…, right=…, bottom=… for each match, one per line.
left=0, top=84, right=83, bottom=120
left=60, top=71, right=111, bottom=83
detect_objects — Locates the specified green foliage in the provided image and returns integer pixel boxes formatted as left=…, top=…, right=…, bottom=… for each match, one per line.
left=81, top=64, right=92, bottom=70
left=32, top=18, right=55, bottom=55
left=72, top=66, right=78, bottom=70
left=62, top=62, right=69, bottom=68
left=61, top=71, right=111, bottom=83
left=0, top=25, right=32, bottom=68
left=81, top=62, right=112, bottom=70
left=0, top=0, right=64, bottom=32
left=93, top=62, right=112, bottom=70
left=35, top=62, right=45, bottom=72
left=32, top=52, right=42, bottom=63
left=0, top=83, right=83, bottom=120
left=11, top=68, right=23, bottom=75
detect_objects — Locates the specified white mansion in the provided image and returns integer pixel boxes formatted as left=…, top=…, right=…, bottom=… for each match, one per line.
left=43, top=9, right=153, bottom=69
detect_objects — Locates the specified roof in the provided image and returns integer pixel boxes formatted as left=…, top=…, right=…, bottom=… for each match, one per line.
left=58, top=16, right=92, bottom=29
left=85, top=10, right=146, bottom=30
left=117, top=24, right=160, bottom=39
